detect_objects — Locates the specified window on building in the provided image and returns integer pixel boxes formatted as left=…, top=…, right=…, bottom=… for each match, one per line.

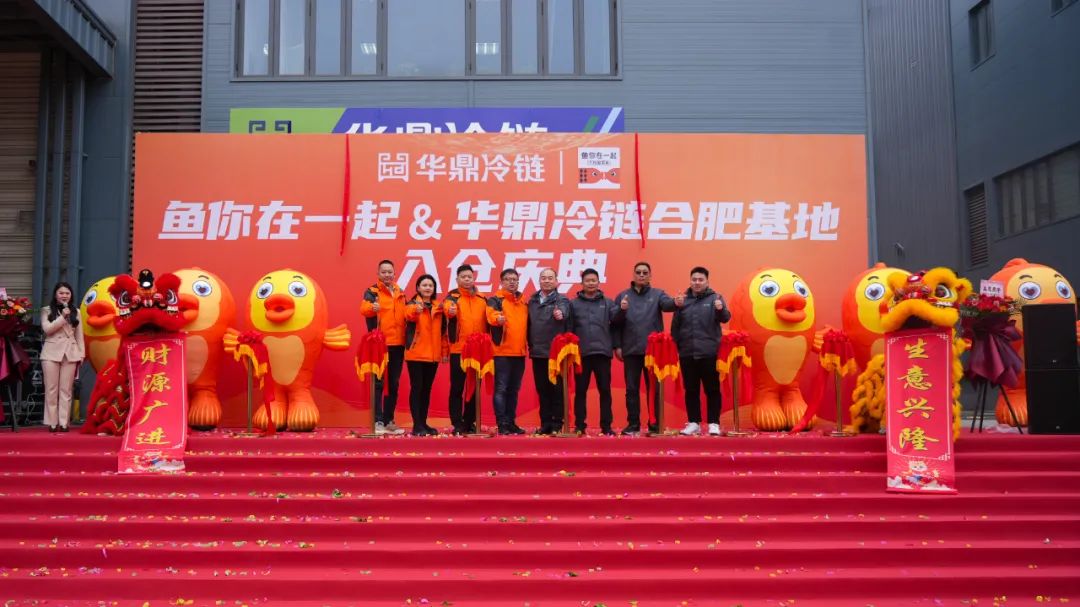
left=236, top=0, right=618, bottom=78
left=996, top=143, right=1080, bottom=237
left=969, top=0, right=994, bottom=67
left=1052, top=0, right=1078, bottom=14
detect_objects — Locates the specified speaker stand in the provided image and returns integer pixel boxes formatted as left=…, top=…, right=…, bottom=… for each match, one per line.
left=970, top=378, right=1023, bottom=434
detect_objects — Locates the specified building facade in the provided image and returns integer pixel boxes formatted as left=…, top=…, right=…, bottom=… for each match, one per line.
left=1, top=0, right=1077, bottom=306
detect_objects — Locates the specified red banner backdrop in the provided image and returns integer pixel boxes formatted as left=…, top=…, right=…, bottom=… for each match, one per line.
left=118, top=336, right=189, bottom=472
left=885, top=328, right=957, bottom=493
left=133, top=133, right=867, bottom=428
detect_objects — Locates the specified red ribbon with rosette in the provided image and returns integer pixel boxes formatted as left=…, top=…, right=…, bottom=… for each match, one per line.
left=717, top=330, right=754, bottom=407
left=547, top=332, right=582, bottom=395
left=461, top=332, right=495, bottom=403
left=644, top=332, right=681, bottom=426
left=354, top=329, right=390, bottom=406
left=792, top=328, right=857, bottom=433
left=232, top=330, right=276, bottom=436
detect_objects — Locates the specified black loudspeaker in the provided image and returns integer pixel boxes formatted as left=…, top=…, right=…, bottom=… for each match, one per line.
left=1022, top=303, right=1079, bottom=369
left=1021, top=303, right=1080, bottom=434
left=1025, top=370, right=1080, bottom=434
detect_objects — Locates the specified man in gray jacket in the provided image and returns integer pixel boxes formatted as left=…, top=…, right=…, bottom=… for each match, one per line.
left=613, top=261, right=677, bottom=435
left=670, top=266, right=731, bottom=436
left=569, top=268, right=619, bottom=435
left=526, top=268, right=572, bottom=435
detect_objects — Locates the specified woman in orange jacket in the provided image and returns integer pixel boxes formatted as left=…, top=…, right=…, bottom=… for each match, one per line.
left=404, top=274, right=447, bottom=436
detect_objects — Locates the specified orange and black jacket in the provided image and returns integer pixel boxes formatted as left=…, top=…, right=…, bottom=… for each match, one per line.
left=360, top=282, right=407, bottom=347
left=441, top=287, right=489, bottom=354
left=486, top=289, right=528, bottom=357
left=404, top=296, right=448, bottom=363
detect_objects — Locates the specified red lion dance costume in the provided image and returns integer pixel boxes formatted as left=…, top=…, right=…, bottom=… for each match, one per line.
left=83, top=270, right=188, bottom=435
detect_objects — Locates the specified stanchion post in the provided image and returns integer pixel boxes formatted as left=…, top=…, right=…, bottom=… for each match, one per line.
left=245, top=359, right=254, bottom=434
left=651, top=376, right=665, bottom=437
left=561, top=358, right=578, bottom=434
left=829, top=369, right=854, bottom=437
left=727, top=358, right=753, bottom=437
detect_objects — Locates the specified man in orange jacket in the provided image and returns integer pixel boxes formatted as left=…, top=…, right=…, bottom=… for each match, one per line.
left=442, top=264, right=489, bottom=435
left=360, top=259, right=407, bottom=435
left=487, top=268, right=528, bottom=435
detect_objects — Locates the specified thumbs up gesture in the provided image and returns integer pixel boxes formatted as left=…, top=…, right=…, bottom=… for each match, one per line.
left=714, top=298, right=724, bottom=311
left=447, top=302, right=458, bottom=318
left=553, top=308, right=564, bottom=321
left=620, top=297, right=629, bottom=311
left=674, top=294, right=685, bottom=308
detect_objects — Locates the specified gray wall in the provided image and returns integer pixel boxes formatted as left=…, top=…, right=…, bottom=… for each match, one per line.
left=77, top=0, right=135, bottom=404
left=201, top=0, right=867, bottom=134
left=864, top=0, right=961, bottom=272
left=80, top=0, right=135, bottom=289
left=951, top=0, right=1080, bottom=282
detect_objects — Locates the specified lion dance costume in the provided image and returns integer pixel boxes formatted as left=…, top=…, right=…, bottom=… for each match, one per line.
left=83, top=270, right=188, bottom=435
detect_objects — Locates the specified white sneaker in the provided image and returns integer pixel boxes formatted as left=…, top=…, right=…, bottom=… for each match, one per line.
left=707, top=423, right=721, bottom=436
left=680, top=422, right=701, bottom=436
left=374, top=422, right=387, bottom=435
left=384, top=422, right=406, bottom=435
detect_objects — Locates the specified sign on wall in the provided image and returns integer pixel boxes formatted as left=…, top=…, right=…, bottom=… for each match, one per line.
left=229, top=107, right=625, bottom=135
left=134, top=132, right=866, bottom=427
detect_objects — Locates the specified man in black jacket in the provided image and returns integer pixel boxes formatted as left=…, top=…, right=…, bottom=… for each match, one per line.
left=569, top=268, right=619, bottom=435
left=613, top=261, right=677, bottom=435
left=526, top=268, right=572, bottom=435
left=671, top=266, right=731, bottom=436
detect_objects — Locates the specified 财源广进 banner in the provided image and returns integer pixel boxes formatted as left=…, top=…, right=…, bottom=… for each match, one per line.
left=134, top=133, right=867, bottom=427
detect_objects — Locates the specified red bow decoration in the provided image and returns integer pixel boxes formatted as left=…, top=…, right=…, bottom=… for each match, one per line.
left=717, top=331, right=754, bottom=407
left=232, top=330, right=276, bottom=436
left=460, top=332, right=495, bottom=403
left=354, top=329, right=390, bottom=409
left=580, top=168, right=620, bottom=184
left=791, top=329, right=857, bottom=433
left=644, top=332, right=681, bottom=426
left=547, top=332, right=582, bottom=395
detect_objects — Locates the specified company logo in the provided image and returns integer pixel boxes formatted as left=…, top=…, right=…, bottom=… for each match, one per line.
left=577, top=147, right=620, bottom=190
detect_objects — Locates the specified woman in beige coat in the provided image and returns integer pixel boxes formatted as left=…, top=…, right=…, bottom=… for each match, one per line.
left=40, top=282, right=85, bottom=432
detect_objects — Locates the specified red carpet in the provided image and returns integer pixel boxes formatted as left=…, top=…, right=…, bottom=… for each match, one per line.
left=1, top=429, right=1078, bottom=606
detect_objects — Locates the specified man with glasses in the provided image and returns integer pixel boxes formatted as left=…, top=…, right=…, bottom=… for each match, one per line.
left=487, top=268, right=528, bottom=435
left=613, top=261, right=676, bottom=435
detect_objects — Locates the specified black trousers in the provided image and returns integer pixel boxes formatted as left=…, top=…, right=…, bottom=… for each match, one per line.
left=532, top=356, right=565, bottom=430
left=493, top=356, right=526, bottom=427
left=406, top=360, right=438, bottom=429
left=681, top=356, right=722, bottom=424
left=623, top=354, right=660, bottom=429
left=373, top=345, right=405, bottom=424
left=574, top=354, right=613, bottom=431
left=448, top=353, right=478, bottom=430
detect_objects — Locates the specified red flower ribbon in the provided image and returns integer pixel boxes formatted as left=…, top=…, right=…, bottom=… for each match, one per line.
left=547, top=333, right=582, bottom=396
left=460, top=332, right=495, bottom=403
left=232, top=330, right=277, bottom=435
left=354, top=329, right=390, bottom=408
left=644, top=332, right=681, bottom=426
left=792, top=329, right=857, bottom=433
left=718, top=331, right=754, bottom=408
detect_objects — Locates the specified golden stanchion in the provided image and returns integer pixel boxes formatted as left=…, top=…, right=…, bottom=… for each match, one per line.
left=555, top=360, right=578, bottom=437
left=829, top=370, right=854, bottom=437
left=469, top=374, right=493, bottom=437
left=648, top=376, right=668, bottom=437
left=233, top=359, right=261, bottom=438
left=357, top=377, right=381, bottom=438
left=726, top=358, right=754, bottom=437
